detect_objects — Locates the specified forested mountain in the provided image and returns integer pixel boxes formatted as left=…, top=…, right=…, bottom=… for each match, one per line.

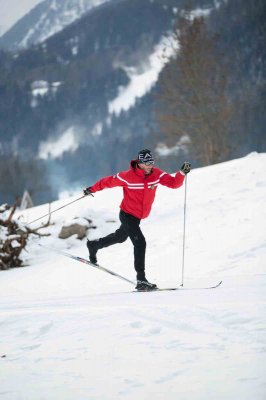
left=0, top=0, right=112, bottom=51
left=0, top=0, right=265, bottom=204
left=208, top=0, right=266, bottom=156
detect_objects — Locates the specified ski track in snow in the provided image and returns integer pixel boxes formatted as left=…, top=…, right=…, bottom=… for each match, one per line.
left=0, top=153, right=266, bottom=400
left=1, top=286, right=266, bottom=400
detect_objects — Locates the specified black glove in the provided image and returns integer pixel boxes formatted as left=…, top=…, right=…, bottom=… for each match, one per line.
left=181, top=162, right=191, bottom=174
left=83, top=187, right=93, bottom=196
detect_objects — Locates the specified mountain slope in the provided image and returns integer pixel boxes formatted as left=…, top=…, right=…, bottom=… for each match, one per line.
left=0, top=153, right=266, bottom=400
left=0, top=0, right=43, bottom=37
left=0, top=0, right=192, bottom=203
left=0, top=0, right=112, bottom=50
left=0, top=0, right=265, bottom=205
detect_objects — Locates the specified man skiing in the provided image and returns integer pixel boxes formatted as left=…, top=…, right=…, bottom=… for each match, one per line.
left=83, top=149, right=191, bottom=291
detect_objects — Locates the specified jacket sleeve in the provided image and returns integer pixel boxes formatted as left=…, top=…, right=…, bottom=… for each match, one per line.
left=89, top=173, right=125, bottom=193
left=159, top=170, right=185, bottom=189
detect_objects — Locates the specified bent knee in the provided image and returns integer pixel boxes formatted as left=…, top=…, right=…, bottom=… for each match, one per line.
left=132, top=235, right=146, bottom=249
left=118, top=233, right=128, bottom=243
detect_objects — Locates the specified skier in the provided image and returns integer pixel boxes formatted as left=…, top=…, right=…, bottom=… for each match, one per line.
left=83, top=149, right=191, bottom=290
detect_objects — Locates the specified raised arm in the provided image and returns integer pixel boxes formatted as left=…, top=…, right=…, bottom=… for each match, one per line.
left=159, top=162, right=191, bottom=189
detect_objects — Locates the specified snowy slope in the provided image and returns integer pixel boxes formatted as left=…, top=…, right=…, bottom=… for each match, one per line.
left=0, top=153, right=266, bottom=400
left=0, top=0, right=111, bottom=50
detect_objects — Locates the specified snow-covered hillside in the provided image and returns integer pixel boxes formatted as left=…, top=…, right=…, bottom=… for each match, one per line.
left=0, top=0, right=43, bottom=36
left=1, top=153, right=266, bottom=400
left=0, top=0, right=111, bottom=50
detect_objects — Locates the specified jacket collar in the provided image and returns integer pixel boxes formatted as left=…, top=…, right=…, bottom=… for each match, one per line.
left=130, top=160, right=153, bottom=177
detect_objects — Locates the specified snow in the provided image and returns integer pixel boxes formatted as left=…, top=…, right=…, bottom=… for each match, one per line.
left=0, top=226, right=8, bottom=241
left=17, top=0, right=112, bottom=48
left=31, top=80, right=49, bottom=97
left=62, top=217, right=91, bottom=228
left=156, top=136, right=190, bottom=157
left=188, top=7, right=212, bottom=20
left=30, top=80, right=62, bottom=108
left=91, top=122, right=103, bottom=136
left=38, top=126, right=79, bottom=159
left=108, top=35, right=178, bottom=116
left=107, top=5, right=225, bottom=118
left=0, top=152, right=266, bottom=399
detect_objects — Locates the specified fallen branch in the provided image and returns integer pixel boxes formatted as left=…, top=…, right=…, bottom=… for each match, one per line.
left=0, top=202, right=53, bottom=270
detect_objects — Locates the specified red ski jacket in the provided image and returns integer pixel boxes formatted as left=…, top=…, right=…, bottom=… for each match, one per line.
left=89, top=160, right=185, bottom=219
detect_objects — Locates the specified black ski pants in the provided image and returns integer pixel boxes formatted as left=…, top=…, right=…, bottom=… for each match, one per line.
left=96, top=210, right=146, bottom=279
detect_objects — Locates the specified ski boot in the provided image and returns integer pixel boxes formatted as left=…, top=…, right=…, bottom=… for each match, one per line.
left=135, top=277, right=157, bottom=291
left=86, top=240, right=99, bottom=264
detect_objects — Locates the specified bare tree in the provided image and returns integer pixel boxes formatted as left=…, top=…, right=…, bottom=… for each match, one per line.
left=157, top=14, right=234, bottom=166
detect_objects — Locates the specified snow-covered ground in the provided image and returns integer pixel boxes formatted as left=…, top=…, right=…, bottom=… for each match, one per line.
left=1, top=152, right=266, bottom=400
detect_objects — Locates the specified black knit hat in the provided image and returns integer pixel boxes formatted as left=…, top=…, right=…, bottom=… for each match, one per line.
left=137, top=149, right=154, bottom=163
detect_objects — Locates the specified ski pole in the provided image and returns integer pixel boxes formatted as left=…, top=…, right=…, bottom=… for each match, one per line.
left=20, top=193, right=93, bottom=228
left=181, top=175, right=188, bottom=286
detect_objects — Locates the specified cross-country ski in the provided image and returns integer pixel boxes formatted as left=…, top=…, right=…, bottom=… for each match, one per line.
left=39, top=244, right=222, bottom=292
left=133, top=280, right=223, bottom=292
left=38, top=243, right=136, bottom=286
